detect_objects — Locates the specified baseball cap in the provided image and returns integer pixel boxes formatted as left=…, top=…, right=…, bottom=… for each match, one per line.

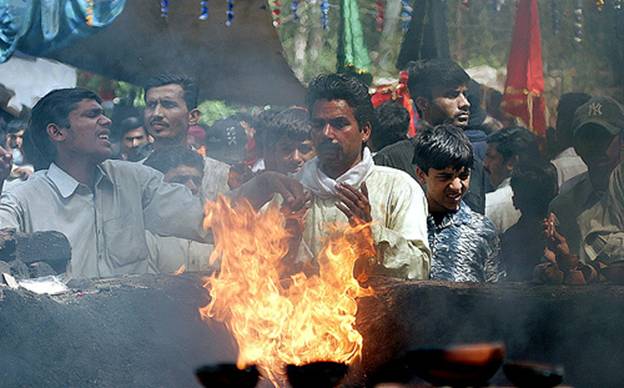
left=573, top=96, right=624, bottom=136
left=205, top=117, right=248, bottom=165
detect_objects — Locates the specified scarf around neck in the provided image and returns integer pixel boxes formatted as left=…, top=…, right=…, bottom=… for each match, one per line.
left=297, top=147, right=374, bottom=199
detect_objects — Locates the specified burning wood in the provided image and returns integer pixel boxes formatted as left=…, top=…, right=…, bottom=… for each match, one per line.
left=198, top=196, right=374, bottom=386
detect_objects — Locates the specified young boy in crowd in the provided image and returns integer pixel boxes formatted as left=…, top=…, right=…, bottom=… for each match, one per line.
left=413, top=124, right=504, bottom=282
left=143, top=145, right=215, bottom=273
left=258, top=107, right=315, bottom=175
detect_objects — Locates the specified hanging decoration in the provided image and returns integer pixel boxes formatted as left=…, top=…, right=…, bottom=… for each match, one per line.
left=502, top=0, right=547, bottom=136
left=85, top=0, right=94, bottom=26
left=574, top=0, right=583, bottom=44
left=550, top=1, right=560, bottom=34
left=400, top=0, right=412, bottom=32
left=375, top=0, right=384, bottom=32
left=595, top=0, right=605, bottom=11
left=160, top=0, right=169, bottom=18
left=226, top=0, right=234, bottom=26
left=491, top=0, right=505, bottom=12
left=321, top=0, right=330, bottom=30
left=199, top=0, right=208, bottom=20
left=272, top=0, right=282, bottom=28
left=291, top=0, right=299, bottom=22
left=615, top=0, right=623, bottom=10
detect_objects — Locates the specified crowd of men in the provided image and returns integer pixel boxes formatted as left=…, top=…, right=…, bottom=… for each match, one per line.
left=0, top=58, right=621, bottom=285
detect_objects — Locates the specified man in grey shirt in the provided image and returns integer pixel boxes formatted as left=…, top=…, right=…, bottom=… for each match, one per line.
left=0, top=88, right=305, bottom=279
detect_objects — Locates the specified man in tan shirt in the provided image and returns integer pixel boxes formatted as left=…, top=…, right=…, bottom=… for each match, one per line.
left=0, top=88, right=306, bottom=278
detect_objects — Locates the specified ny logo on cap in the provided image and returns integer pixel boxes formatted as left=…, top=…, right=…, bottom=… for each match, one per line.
left=588, top=102, right=603, bottom=116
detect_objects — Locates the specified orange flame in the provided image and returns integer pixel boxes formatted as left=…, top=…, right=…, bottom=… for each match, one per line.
left=174, top=264, right=186, bottom=276
left=198, top=196, right=375, bottom=386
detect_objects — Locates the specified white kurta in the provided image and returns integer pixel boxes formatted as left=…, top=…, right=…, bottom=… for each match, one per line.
left=299, top=165, right=431, bottom=280
left=485, top=178, right=521, bottom=233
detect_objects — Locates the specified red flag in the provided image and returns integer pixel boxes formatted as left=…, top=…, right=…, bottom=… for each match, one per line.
left=502, top=0, right=547, bottom=136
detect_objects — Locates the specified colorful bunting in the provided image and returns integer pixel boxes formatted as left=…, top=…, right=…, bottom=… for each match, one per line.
left=199, top=0, right=209, bottom=20
left=226, top=0, right=234, bottom=26
left=160, top=0, right=169, bottom=18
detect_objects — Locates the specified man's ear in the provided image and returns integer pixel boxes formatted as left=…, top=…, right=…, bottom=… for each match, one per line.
left=188, top=108, right=201, bottom=126
left=415, top=166, right=428, bottom=185
left=506, top=155, right=519, bottom=174
left=46, top=124, right=65, bottom=142
left=360, top=121, right=372, bottom=144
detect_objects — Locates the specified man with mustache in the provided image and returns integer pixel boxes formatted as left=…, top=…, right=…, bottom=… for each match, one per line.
left=374, top=59, right=487, bottom=214
left=295, top=73, right=431, bottom=280
left=414, top=124, right=503, bottom=282
left=0, top=88, right=307, bottom=278
left=143, top=73, right=230, bottom=200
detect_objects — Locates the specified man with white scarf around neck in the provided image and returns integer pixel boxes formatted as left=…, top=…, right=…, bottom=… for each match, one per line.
left=295, top=73, right=431, bottom=280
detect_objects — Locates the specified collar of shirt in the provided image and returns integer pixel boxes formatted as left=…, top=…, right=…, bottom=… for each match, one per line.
left=554, top=147, right=579, bottom=160
left=428, top=201, right=472, bottom=231
left=47, top=163, right=109, bottom=198
left=496, top=177, right=512, bottom=191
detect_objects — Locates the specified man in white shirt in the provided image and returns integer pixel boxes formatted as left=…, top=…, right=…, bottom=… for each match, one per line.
left=550, top=93, right=590, bottom=189
left=0, top=88, right=307, bottom=278
left=484, top=126, right=540, bottom=233
left=296, top=73, right=431, bottom=280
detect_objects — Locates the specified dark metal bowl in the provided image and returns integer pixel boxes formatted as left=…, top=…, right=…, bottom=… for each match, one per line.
left=403, top=342, right=505, bottom=386
left=195, top=363, right=259, bottom=388
left=286, top=361, right=349, bottom=388
left=503, top=361, right=564, bottom=387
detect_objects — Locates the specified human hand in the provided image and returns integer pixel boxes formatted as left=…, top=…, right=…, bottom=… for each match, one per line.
left=543, top=213, right=578, bottom=271
left=335, top=182, right=372, bottom=226
left=11, top=165, right=33, bottom=180
left=239, top=171, right=309, bottom=211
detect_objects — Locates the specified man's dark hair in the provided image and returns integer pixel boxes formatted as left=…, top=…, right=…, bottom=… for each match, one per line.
left=407, top=59, right=470, bottom=100
left=143, top=73, right=199, bottom=110
left=306, top=73, right=375, bottom=130
left=249, top=108, right=282, bottom=156
left=25, top=88, right=102, bottom=170
left=413, top=124, right=474, bottom=173
left=143, top=145, right=204, bottom=175
left=372, top=101, right=409, bottom=151
left=119, top=116, right=144, bottom=138
left=556, top=92, right=591, bottom=147
left=486, top=126, right=540, bottom=163
left=258, top=107, right=310, bottom=152
left=510, top=161, right=558, bottom=216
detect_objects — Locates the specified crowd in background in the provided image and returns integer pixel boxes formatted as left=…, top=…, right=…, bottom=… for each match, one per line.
left=0, top=58, right=622, bottom=285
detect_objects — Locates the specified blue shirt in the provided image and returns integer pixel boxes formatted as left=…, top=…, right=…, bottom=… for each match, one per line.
left=428, top=202, right=504, bottom=282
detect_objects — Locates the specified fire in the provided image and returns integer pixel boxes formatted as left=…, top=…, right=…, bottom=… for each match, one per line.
left=174, top=264, right=186, bottom=275
left=198, top=196, right=375, bottom=386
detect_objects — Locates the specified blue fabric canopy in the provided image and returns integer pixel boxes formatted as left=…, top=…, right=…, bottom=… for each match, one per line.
left=0, top=0, right=125, bottom=63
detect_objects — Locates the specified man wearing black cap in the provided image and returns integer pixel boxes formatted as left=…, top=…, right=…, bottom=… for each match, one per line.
left=548, top=96, right=624, bottom=259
